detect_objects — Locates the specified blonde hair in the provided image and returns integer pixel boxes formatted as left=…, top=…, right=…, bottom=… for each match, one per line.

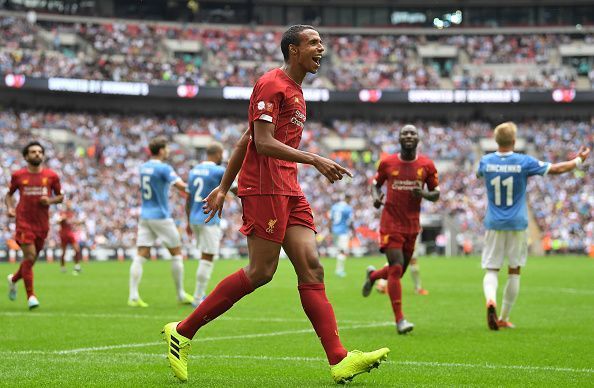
left=206, top=141, right=224, bottom=156
left=494, top=122, right=517, bottom=148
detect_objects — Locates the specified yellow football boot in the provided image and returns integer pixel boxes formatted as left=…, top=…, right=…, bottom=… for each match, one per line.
left=162, top=321, right=192, bottom=382
left=330, top=348, right=390, bottom=384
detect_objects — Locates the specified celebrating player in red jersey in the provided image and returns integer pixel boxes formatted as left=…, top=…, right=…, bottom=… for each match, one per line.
left=6, top=141, right=63, bottom=309
left=58, top=200, right=82, bottom=275
left=362, top=125, right=440, bottom=334
left=162, top=25, right=389, bottom=384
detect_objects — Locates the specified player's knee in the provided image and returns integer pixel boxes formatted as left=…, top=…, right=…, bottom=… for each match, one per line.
left=246, top=265, right=276, bottom=288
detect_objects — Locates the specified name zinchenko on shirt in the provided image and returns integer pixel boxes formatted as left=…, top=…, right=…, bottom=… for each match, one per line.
left=485, top=164, right=522, bottom=173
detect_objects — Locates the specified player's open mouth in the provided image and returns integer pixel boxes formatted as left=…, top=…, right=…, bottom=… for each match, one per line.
left=312, top=56, right=322, bottom=67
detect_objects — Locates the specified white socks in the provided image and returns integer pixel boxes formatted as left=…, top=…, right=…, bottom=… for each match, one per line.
left=500, top=274, right=520, bottom=321
left=335, top=253, right=346, bottom=274
left=171, top=255, right=186, bottom=300
left=483, top=270, right=498, bottom=305
left=194, top=259, right=214, bottom=301
left=129, top=254, right=146, bottom=301
left=409, top=263, right=421, bottom=290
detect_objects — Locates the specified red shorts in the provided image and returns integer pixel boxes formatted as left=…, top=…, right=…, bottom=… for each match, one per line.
left=380, top=231, right=418, bottom=258
left=15, top=227, right=48, bottom=253
left=60, top=231, right=77, bottom=247
left=240, top=195, right=316, bottom=244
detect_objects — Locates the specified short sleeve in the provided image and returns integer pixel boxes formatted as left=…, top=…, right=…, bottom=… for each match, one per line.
left=250, top=80, right=284, bottom=125
left=374, top=159, right=388, bottom=186
left=9, top=173, right=18, bottom=195
left=163, top=165, right=180, bottom=184
left=523, top=155, right=550, bottom=177
left=425, top=161, right=439, bottom=191
left=51, top=174, right=62, bottom=196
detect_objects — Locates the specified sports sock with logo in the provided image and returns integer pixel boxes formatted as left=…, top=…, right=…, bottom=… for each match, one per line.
left=298, top=283, right=348, bottom=365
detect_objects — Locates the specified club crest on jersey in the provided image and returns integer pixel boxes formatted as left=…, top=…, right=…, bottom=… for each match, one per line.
left=23, top=179, right=29, bottom=185
left=391, top=170, right=399, bottom=176
left=266, top=102, right=274, bottom=112
left=417, top=168, right=424, bottom=178
left=294, top=97, right=300, bottom=104
left=42, top=177, right=48, bottom=185
left=257, top=101, right=265, bottom=110
left=266, top=219, right=277, bottom=234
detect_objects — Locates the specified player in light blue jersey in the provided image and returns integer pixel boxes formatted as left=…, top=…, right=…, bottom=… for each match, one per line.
left=186, top=142, right=230, bottom=307
left=129, top=136, right=193, bottom=307
left=477, top=122, right=590, bottom=330
left=330, top=194, right=354, bottom=277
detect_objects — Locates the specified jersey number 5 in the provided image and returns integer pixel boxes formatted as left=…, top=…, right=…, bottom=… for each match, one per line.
left=142, top=175, right=152, bottom=200
left=489, top=176, right=513, bottom=206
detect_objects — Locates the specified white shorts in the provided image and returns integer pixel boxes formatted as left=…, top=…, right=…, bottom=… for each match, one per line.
left=481, top=230, right=528, bottom=270
left=333, top=233, right=350, bottom=253
left=191, top=224, right=222, bottom=255
left=136, top=218, right=182, bottom=248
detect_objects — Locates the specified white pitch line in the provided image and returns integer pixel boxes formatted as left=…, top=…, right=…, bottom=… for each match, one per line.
left=2, top=351, right=592, bottom=375
left=4, top=322, right=393, bottom=355
left=0, top=311, right=377, bottom=325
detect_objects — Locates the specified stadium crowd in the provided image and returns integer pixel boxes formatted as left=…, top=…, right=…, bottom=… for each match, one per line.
left=0, top=16, right=591, bottom=90
left=1, top=110, right=592, bottom=255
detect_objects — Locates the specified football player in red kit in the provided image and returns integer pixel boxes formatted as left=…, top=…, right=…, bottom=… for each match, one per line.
left=6, top=141, right=63, bottom=309
left=58, top=200, right=82, bottom=275
left=162, top=25, right=389, bottom=384
left=362, top=125, right=440, bottom=334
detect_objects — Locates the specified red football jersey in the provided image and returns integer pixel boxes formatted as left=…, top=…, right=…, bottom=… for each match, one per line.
left=238, top=68, right=306, bottom=196
left=375, top=154, right=439, bottom=234
left=59, top=210, right=75, bottom=233
left=9, top=168, right=62, bottom=232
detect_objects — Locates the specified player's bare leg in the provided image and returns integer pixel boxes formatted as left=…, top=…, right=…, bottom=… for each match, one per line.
left=59, top=243, right=67, bottom=273
left=409, top=258, right=428, bottom=295
left=284, top=226, right=389, bottom=382
left=129, top=246, right=149, bottom=307
left=168, top=246, right=192, bottom=304
left=193, top=252, right=215, bottom=307
left=498, top=266, right=520, bottom=328
left=386, top=248, right=413, bottom=334
left=483, top=268, right=500, bottom=331
left=10, top=243, right=39, bottom=309
left=72, top=241, right=82, bottom=274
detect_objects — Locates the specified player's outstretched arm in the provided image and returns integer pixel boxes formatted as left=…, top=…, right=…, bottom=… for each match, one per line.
left=548, top=146, right=590, bottom=175
left=253, top=120, right=352, bottom=183
left=39, top=194, right=64, bottom=206
left=202, top=128, right=250, bottom=223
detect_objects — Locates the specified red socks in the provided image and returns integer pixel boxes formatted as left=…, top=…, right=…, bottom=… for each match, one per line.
left=177, top=269, right=254, bottom=339
left=370, top=265, right=389, bottom=282
left=387, top=264, right=404, bottom=322
left=298, top=283, right=348, bottom=365
left=21, top=260, right=35, bottom=298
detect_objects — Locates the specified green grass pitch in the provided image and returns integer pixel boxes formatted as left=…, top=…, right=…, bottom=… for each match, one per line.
left=1, top=256, right=593, bottom=387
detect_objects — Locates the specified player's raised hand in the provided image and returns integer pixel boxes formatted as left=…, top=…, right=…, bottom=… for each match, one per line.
left=313, top=155, right=353, bottom=183
left=202, top=186, right=227, bottom=223
left=577, top=146, right=591, bottom=162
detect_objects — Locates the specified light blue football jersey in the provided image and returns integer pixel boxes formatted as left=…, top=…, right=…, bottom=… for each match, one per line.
left=139, top=160, right=181, bottom=219
left=330, top=201, right=353, bottom=235
left=188, top=161, right=226, bottom=225
left=478, top=152, right=550, bottom=230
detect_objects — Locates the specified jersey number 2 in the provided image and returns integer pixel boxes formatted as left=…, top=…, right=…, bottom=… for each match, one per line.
left=193, top=177, right=205, bottom=202
left=489, top=176, right=513, bottom=206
